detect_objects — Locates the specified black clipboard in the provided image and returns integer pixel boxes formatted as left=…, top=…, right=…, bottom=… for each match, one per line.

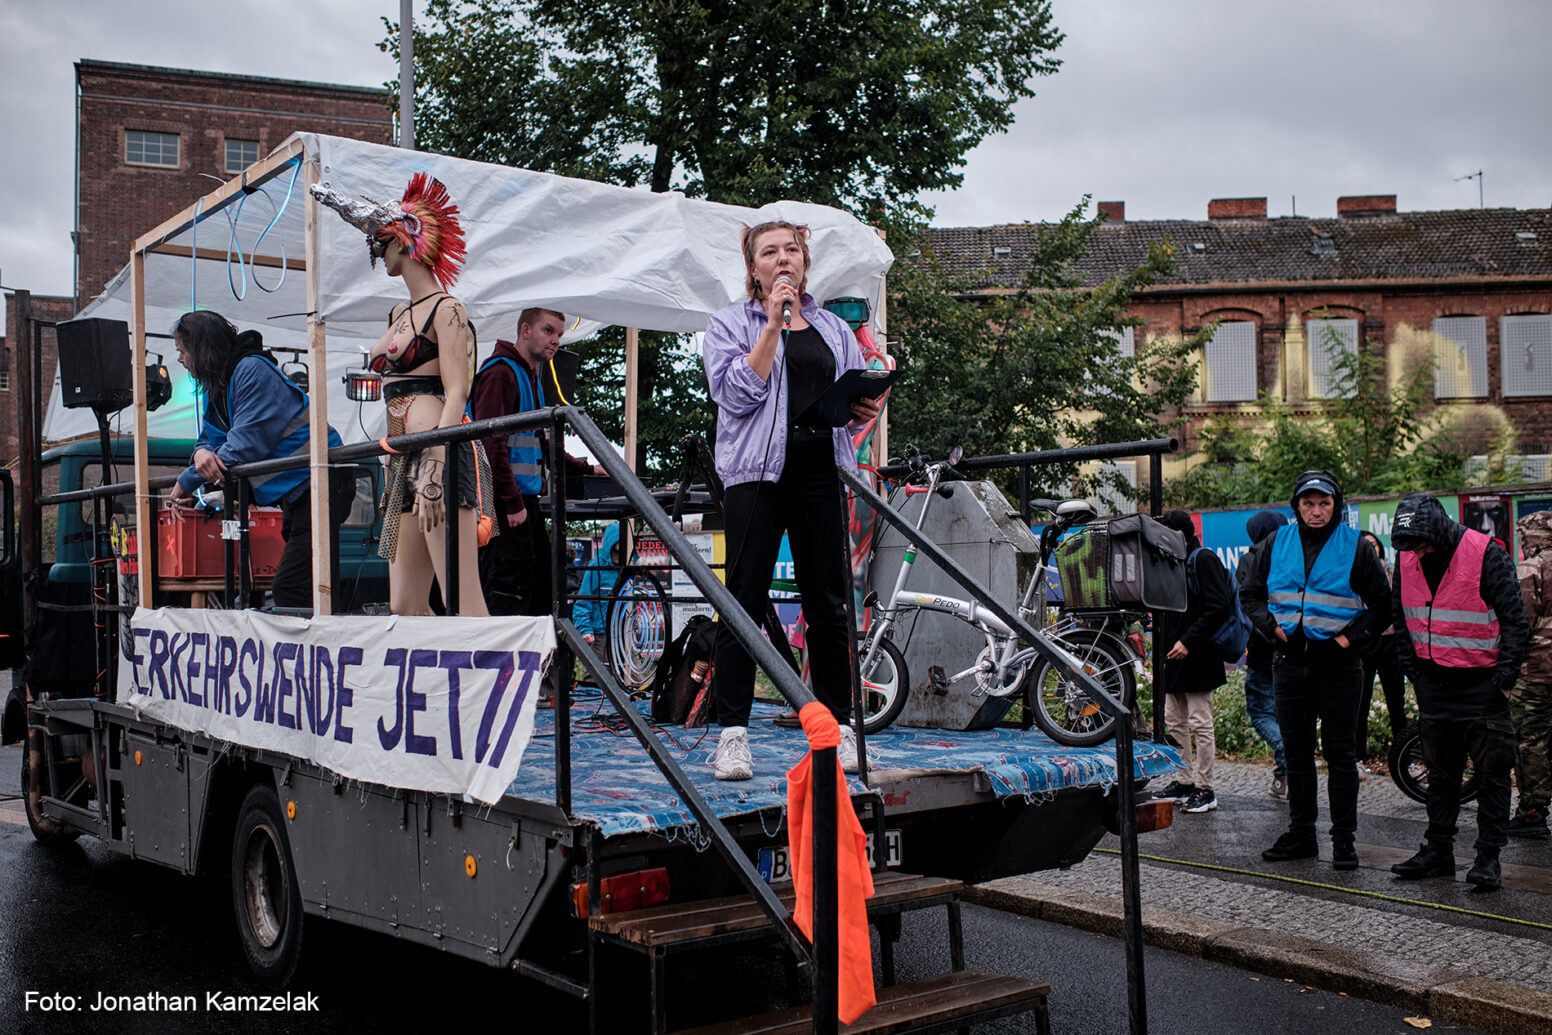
left=793, top=367, right=902, bottom=427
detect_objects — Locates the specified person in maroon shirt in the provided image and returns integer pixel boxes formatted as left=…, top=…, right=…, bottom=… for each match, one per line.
left=470, top=308, right=602, bottom=616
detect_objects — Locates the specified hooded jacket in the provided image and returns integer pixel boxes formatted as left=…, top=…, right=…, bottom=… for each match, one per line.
left=1238, top=509, right=1287, bottom=672
left=571, top=522, right=623, bottom=639
left=1239, top=482, right=1390, bottom=664
left=1155, top=517, right=1233, bottom=695
left=1390, top=493, right=1527, bottom=714
left=1515, top=510, right=1552, bottom=682
left=470, top=338, right=593, bottom=522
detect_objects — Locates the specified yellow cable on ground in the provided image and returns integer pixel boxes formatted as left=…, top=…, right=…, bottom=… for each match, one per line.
left=1094, top=847, right=1552, bottom=933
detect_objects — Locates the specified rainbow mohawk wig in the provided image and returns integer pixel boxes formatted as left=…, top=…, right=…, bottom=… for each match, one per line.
left=377, top=173, right=467, bottom=291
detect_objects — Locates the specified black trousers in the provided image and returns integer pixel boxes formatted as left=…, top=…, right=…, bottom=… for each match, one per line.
left=1358, top=635, right=1407, bottom=755
left=272, top=469, right=356, bottom=609
left=479, top=494, right=553, bottom=617
left=1420, top=704, right=1517, bottom=853
left=712, top=436, right=852, bottom=728
left=1274, top=652, right=1362, bottom=842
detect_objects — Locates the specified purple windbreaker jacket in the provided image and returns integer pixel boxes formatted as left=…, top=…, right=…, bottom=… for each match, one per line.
left=702, top=295, right=865, bottom=487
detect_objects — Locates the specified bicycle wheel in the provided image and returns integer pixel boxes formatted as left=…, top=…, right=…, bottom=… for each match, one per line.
left=859, top=636, right=910, bottom=735
left=607, top=568, right=670, bottom=691
left=1388, top=723, right=1479, bottom=805
left=1025, top=629, right=1135, bottom=747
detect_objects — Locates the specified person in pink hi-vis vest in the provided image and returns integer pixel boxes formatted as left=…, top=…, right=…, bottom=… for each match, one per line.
left=1389, top=492, right=1528, bottom=892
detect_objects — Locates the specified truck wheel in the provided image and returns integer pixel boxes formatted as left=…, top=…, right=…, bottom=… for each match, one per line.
left=21, top=737, right=80, bottom=846
left=231, top=784, right=303, bottom=986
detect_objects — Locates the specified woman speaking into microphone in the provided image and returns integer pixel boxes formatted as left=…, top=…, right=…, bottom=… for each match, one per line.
left=701, top=220, right=883, bottom=781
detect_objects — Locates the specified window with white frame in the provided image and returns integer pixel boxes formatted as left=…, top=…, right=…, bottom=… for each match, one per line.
left=1090, top=460, right=1138, bottom=516
left=224, top=139, right=260, bottom=174
left=1306, top=318, right=1358, bottom=398
left=1100, top=326, right=1136, bottom=359
left=0, top=369, right=9, bottom=392
left=1432, top=316, right=1488, bottom=398
left=1501, top=314, right=1552, bottom=397
left=1203, top=320, right=1257, bottom=402
left=125, top=130, right=179, bottom=168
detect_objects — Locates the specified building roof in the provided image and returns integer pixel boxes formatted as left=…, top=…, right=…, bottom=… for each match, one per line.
left=925, top=208, right=1552, bottom=291
left=75, top=58, right=385, bottom=98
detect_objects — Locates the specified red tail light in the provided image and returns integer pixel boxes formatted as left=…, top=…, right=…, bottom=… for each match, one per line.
left=571, top=867, right=670, bottom=918
left=1136, top=800, right=1173, bottom=833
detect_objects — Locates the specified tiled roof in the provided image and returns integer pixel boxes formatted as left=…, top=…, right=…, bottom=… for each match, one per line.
left=923, top=208, right=1552, bottom=291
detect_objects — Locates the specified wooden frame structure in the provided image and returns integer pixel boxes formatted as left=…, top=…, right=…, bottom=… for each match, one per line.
left=127, top=137, right=892, bottom=615
left=127, top=139, right=334, bottom=613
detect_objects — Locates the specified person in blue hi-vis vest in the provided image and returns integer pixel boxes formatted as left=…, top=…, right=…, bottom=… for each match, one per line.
left=470, top=308, right=604, bottom=618
left=169, top=311, right=353, bottom=608
left=1240, top=470, right=1391, bottom=872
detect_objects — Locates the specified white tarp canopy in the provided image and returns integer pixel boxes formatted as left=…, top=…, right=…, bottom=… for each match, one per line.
left=46, top=132, right=894, bottom=444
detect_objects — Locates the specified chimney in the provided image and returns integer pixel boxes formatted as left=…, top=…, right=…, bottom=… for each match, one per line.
left=1207, top=197, right=1267, bottom=221
left=1337, top=194, right=1397, bottom=218
left=1097, top=200, right=1125, bottom=224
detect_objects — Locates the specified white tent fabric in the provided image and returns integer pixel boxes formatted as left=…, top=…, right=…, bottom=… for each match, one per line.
left=45, top=133, right=894, bottom=445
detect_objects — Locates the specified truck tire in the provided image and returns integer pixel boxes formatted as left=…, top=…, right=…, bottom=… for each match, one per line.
left=231, top=783, right=304, bottom=986
left=22, top=735, right=80, bottom=846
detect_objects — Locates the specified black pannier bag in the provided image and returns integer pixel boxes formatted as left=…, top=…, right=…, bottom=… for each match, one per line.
left=1055, top=513, right=1189, bottom=613
left=650, top=615, right=717, bottom=724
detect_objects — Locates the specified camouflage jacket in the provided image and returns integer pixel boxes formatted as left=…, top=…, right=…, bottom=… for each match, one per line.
left=1517, top=511, right=1552, bottom=681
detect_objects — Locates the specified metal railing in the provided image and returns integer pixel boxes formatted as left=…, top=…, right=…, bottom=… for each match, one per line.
left=860, top=436, right=1178, bottom=1035
left=49, top=405, right=846, bottom=1034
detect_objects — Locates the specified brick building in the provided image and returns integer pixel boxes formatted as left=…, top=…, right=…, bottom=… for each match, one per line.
left=1, top=294, right=76, bottom=467
left=0, top=60, right=392, bottom=461
left=928, top=196, right=1552, bottom=478
left=74, top=59, right=392, bottom=310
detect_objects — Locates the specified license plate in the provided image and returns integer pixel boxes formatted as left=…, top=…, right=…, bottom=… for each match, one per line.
left=758, top=829, right=902, bottom=883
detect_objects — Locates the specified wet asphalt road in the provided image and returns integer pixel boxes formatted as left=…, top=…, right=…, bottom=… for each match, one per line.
left=0, top=744, right=1485, bottom=1034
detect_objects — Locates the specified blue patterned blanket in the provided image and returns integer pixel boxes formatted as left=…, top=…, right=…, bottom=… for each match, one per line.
left=505, top=700, right=1183, bottom=838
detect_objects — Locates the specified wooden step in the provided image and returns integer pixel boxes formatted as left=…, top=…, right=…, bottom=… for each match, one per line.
left=668, top=971, right=1052, bottom=1035
left=591, top=872, right=963, bottom=948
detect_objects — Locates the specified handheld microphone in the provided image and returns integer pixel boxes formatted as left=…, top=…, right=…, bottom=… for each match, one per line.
left=777, top=273, right=793, bottom=326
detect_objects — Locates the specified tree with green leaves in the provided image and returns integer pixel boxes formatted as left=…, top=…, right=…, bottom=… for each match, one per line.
left=888, top=204, right=1204, bottom=500
left=382, top=0, right=1069, bottom=483
left=1166, top=333, right=1482, bottom=509
left=386, top=0, right=1062, bottom=217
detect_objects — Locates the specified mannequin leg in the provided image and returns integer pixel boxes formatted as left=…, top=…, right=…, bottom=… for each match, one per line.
left=422, top=508, right=489, bottom=617
left=389, top=521, right=438, bottom=616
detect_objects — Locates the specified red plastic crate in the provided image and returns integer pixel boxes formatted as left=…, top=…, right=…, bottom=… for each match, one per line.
left=157, top=506, right=286, bottom=580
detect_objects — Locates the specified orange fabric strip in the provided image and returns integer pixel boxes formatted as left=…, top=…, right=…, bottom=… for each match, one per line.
left=788, top=705, right=875, bottom=1024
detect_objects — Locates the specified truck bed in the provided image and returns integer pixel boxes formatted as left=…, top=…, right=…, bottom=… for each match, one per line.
left=510, top=699, right=1182, bottom=838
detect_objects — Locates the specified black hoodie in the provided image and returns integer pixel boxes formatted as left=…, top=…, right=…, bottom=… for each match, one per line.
left=1156, top=520, right=1233, bottom=696
left=1239, top=484, right=1391, bottom=663
left=1389, top=492, right=1526, bottom=716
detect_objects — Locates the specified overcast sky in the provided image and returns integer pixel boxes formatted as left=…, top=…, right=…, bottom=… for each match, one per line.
left=2, top=0, right=1548, bottom=303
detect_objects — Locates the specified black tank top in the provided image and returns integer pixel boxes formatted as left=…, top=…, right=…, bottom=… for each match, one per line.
left=785, top=326, right=835, bottom=429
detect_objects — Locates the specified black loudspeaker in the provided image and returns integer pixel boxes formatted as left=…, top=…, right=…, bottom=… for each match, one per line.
left=57, top=318, right=134, bottom=411
left=544, top=347, right=580, bottom=405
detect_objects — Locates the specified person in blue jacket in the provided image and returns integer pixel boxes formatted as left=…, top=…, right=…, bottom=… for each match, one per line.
left=572, top=522, right=623, bottom=653
left=169, top=311, right=352, bottom=608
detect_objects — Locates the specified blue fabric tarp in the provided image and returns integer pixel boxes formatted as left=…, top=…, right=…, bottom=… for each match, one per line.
left=505, top=700, right=1183, bottom=837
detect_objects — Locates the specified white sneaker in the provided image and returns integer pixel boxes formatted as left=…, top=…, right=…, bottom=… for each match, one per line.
left=838, top=724, right=863, bottom=774
left=713, top=726, right=753, bottom=781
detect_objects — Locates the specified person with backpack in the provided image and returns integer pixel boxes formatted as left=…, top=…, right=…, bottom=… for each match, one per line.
left=1239, top=471, right=1391, bottom=871
left=1151, top=510, right=1234, bottom=814
left=1240, top=510, right=1289, bottom=801
left=169, top=311, right=353, bottom=608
